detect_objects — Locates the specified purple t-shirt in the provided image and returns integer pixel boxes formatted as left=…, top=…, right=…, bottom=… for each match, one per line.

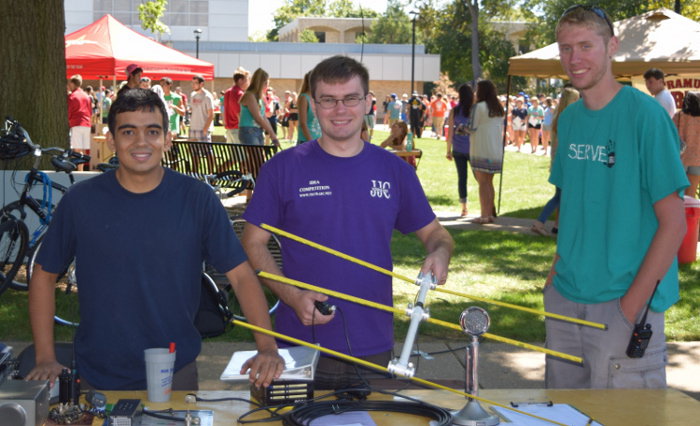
left=243, top=140, right=435, bottom=356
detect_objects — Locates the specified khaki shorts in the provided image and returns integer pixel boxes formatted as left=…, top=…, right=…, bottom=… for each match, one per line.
left=225, top=128, right=240, bottom=143
left=544, top=285, right=667, bottom=389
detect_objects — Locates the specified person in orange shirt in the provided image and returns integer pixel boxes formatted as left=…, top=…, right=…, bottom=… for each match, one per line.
left=430, top=93, right=448, bottom=139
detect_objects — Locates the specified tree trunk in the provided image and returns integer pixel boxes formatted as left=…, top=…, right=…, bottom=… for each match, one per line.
left=0, top=0, right=68, bottom=161
left=468, top=0, right=482, bottom=84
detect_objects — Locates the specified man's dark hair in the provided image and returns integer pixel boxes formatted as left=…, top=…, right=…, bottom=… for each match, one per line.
left=683, top=91, right=700, bottom=117
left=108, top=89, right=168, bottom=135
left=233, top=71, right=247, bottom=83
left=643, top=68, right=665, bottom=81
left=160, top=76, right=173, bottom=85
left=309, top=55, right=369, bottom=98
left=192, top=74, right=205, bottom=83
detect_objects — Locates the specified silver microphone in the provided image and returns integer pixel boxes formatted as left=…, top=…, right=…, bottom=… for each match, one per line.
left=452, top=306, right=499, bottom=426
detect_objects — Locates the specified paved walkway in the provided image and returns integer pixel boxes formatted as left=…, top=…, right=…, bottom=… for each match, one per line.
left=6, top=339, right=698, bottom=401
left=435, top=210, right=546, bottom=234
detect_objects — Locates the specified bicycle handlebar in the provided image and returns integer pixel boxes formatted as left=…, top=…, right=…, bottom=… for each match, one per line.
left=4, top=117, right=91, bottom=170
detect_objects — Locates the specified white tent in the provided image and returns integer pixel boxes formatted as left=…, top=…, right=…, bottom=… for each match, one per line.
left=508, top=8, right=700, bottom=78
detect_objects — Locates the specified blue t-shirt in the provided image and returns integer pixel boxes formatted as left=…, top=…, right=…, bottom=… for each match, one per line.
left=388, top=100, right=402, bottom=120
left=550, top=86, right=688, bottom=312
left=36, top=169, right=246, bottom=389
left=543, top=106, right=554, bottom=127
left=243, top=141, right=435, bottom=356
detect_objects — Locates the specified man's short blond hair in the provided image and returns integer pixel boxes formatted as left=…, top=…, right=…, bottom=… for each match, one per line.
left=556, top=6, right=614, bottom=42
left=69, top=74, right=83, bottom=87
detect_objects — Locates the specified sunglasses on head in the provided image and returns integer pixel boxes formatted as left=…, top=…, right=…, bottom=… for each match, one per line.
left=562, top=4, right=615, bottom=36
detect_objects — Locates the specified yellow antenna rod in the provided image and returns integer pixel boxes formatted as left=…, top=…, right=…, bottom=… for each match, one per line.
left=257, top=271, right=583, bottom=364
left=234, top=320, right=569, bottom=426
left=260, top=223, right=606, bottom=330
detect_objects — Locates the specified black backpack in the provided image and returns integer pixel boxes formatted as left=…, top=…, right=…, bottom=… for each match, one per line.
left=195, top=273, right=232, bottom=338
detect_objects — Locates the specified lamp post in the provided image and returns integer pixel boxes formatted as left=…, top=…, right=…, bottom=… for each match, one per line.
left=409, top=11, right=418, bottom=94
left=194, top=28, right=202, bottom=58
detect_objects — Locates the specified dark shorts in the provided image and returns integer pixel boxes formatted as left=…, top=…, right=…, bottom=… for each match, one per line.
left=528, top=123, right=542, bottom=130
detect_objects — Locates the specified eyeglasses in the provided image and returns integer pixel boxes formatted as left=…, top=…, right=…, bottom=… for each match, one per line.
left=561, top=4, right=615, bottom=36
left=315, top=95, right=366, bottom=109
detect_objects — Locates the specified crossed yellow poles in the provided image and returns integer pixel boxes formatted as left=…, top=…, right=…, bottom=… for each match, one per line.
left=260, top=223, right=606, bottom=331
left=235, top=320, right=572, bottom=426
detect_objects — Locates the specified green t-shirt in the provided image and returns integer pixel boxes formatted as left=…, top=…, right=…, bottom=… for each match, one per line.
left=549, top=86, right=688, bottom=312
left=164, top=93, right=182, bottom=133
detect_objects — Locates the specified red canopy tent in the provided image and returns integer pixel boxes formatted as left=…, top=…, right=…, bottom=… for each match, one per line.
left=65, top=14, right=214, bottom=81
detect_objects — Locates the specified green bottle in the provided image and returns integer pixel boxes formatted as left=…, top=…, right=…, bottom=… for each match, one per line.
left=407, top=132, right=413, bottom=152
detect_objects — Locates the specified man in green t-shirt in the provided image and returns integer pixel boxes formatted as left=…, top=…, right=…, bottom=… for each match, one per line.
left=160, top=77, right=184, bottom=138
left=545, top=6, right=688, bottom=390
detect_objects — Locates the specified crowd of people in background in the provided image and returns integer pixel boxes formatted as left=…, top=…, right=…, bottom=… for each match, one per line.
left=65, top=62, right=696, bottom=226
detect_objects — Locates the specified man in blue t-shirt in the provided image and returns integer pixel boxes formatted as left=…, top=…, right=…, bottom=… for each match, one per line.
left=242, top=56, right=453, bottom=389
left=26, top=89, right=283, bottom=390
left=545, top=6, right=688, bottom=389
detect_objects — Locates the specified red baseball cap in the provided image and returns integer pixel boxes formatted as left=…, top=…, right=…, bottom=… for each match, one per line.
left=125, top=64, right=143, bottom=76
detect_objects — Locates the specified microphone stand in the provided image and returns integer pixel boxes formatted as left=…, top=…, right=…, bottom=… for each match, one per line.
left=452, top=307, right=499, bottom=426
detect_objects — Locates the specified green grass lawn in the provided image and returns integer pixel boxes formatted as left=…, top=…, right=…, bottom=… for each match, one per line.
left=1, top=128, right=698, bottom=345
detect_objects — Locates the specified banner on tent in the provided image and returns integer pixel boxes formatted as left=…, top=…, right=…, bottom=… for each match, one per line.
left=632, top=74, right=700, bottom=110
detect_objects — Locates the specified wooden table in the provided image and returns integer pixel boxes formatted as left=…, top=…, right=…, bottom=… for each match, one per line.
left=90, top=135, right=113, bottom=168
left=389, top=148, right=422, bottom=169
left=96, top=388, right=700, bottom=425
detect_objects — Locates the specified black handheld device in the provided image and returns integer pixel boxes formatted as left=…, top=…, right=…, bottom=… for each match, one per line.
left=625, top=281, right=660, bottom=359
left=314, top=300, right=335, bottom=316
left=58, top=367, right=80, bottom=405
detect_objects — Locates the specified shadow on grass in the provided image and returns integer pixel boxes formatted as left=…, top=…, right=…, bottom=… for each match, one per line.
left=426, top=194, right=453, bottom=206
left=392, top=229, right=555, bottom=282
left=498, top=206, right=545, bottom=220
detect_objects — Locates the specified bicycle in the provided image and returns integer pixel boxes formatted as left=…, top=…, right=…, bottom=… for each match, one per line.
left=198, top=171, right=281, bottom=321
left=0, top=118, right=88, bottom=324
left=216, top=218, right=282, bottom=321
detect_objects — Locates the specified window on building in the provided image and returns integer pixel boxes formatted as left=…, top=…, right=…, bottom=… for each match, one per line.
left=315, top=31, right=326, bottom=43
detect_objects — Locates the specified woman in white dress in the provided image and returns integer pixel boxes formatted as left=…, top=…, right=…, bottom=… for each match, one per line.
left=469, top=80, right=505, bottom=224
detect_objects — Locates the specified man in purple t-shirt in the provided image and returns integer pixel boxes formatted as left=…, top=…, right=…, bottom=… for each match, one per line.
left=242, top=56, right=453, bottom=389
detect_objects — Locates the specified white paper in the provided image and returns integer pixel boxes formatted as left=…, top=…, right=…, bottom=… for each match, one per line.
left=492, top=403, right=603, bottom=426
left=220, top=345, right=320, bottom=381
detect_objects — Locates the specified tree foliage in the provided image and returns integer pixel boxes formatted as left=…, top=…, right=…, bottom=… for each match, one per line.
left=416, top=0, right=516, bottom=91
left=299, top=29, right=320, bottom=43
left=521, top=0, right=700, bottom=49
left=267, top=0, right=378, bottom=41
left=366, top=0, right=413, bottom=44
left=138, top=0, right=170, bottom=41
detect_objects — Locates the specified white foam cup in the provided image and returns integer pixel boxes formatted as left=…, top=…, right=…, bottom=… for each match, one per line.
left=144, top=348, right=176, bottom=402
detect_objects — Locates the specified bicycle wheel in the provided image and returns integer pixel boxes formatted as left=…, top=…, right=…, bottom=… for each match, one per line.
left=0, top=216, right=28, bottom=295
left=28, top=240, right=80, bottom=327
left=227, top=218, right=281, bottom=321
left=0, top=201, right=49, bottom=291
